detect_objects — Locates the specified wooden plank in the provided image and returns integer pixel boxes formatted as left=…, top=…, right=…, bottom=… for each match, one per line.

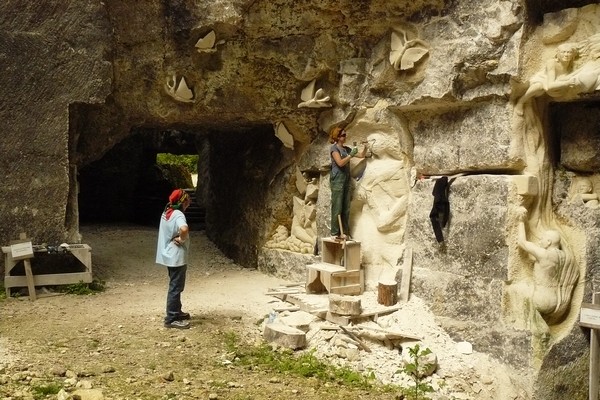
left=5, top=272, right=92, bottom=288
left=355, top=325, right=422, bottom=341
left=330, top=284, right=362, bottom=295
left=306, top=262, right=346, bottom=273
left=23, top=259, right=36, bottom=301
left=358, top=304, right=401, bottom=318
left=399, top=247, right=413, bottom=302
left=265, top=289, right=303, bottom=295
left=591, top=293, right=600, bottom=400
left=272, top=305, right=300, bottom=312
left=340, top=325, right=371, bottom=352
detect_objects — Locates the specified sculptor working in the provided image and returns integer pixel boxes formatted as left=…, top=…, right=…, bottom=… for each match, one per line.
left=329, top=126, right=366, bottom=239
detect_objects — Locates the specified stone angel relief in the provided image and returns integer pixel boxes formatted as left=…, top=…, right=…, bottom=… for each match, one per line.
left=165, top=75, right=195, bottom=103
left=389, top=29, right=429, bottom=71
left=297, top=79, right=331, bottom=108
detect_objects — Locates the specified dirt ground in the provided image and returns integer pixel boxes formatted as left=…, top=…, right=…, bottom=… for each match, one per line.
left=0, top=224, right=398, bottom=400
left=0, top=224, right=535, bottom=400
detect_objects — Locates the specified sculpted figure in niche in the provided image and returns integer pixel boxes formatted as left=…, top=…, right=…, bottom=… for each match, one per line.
left=515, top=43, right=579, bottom=115
left=355, top=133, right=408, bottom=233
left=515, top=206, right=578, bottom=326
left=516, top=35, right=600, bottom=115
left=570, top=177, right=599, bottom=209
left=264, top=175, right=319, bottom=254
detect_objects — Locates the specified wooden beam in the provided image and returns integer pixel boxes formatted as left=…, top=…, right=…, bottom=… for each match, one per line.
left=591, top=292, right=600, bottom=400
left=399, top=247, right=413, bottom=302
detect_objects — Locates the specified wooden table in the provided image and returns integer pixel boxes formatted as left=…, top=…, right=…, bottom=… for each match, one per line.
left=2, top=244, right=92, bottom=299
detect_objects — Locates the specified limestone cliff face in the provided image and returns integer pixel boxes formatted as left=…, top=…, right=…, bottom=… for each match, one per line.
left=3, top=1, right=600, bottom=399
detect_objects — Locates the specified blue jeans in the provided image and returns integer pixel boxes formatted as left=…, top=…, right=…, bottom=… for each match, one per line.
left=165, top=265, right=187, bottom=324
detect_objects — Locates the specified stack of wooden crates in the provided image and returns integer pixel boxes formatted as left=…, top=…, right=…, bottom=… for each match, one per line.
left=305, top=237, right=364, bottom=295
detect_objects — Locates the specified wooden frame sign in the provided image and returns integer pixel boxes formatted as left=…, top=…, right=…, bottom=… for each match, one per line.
left=580, top=303, right=600, bottom=329
left=10, top=241, right=33, bottom=261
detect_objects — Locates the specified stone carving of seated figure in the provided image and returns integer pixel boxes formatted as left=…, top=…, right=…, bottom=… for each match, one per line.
left=570, top=177, right=600, bottom=209
left=513, top=207, right=578, bottom=328
left=265, top=178, right=319, bottom=254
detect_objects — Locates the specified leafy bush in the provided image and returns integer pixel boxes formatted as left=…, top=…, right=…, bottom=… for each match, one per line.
left=157, top=153, right=199, bottom=174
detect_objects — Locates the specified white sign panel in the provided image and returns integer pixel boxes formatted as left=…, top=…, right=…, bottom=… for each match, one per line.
left=580, top=303, right=600, bottom=329
left=10, top=241, right=33, bottom=261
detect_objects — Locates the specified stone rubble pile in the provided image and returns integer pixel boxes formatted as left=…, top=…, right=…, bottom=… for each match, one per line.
left=262, top=291, right=525, bottom=400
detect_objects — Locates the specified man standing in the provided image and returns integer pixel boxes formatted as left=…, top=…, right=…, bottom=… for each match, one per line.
left=156, top=189, right=192, bottom=329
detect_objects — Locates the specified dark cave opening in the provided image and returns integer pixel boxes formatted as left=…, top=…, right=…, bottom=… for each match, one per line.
left=78, top=128, right=202, bottom=229
left=550, top=100, right=600, bottom=173
left=76, top=122, right=288, bottom=267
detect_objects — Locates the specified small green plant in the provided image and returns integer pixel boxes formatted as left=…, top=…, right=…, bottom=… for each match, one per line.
left=31, top=382, right=62, bottom=399
left=398, top=344, right=435, bottom=400
left=59, top=279, right=105, bottom=295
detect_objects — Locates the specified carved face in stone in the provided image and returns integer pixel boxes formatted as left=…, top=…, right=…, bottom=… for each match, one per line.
left=577, top=178, right=593, bottom=194
left=556, top=44, right=577, bottom=64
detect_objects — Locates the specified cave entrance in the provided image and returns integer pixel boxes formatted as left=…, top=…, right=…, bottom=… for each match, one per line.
left=76, top=123, right=287, bottom=266
left=78, top=128, right=202, bottom=228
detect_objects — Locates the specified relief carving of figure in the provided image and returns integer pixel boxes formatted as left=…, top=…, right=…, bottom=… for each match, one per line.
left=265, top=176, right=319, bottom=254
left=570, top=177, right=600, bottom=209
left=516, top=34, right=600, bottom=115
left=515, top=43, right=579, bottom=115
left=514, top=206, right=578, bottom=326
left=355, top=133, right=408, bottom=233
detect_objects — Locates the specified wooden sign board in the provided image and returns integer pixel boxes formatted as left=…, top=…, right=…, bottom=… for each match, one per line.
left=580, top=303, right=600, bottom=329
left=10, top=241, right=33, bottom=261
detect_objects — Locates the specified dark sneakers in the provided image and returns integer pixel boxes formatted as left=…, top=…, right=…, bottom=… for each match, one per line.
left=164, top=320, right=190, bottom=329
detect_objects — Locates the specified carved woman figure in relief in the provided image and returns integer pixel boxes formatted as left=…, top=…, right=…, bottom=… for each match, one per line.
left=515, top=43, right=579, bottom=115
left=355, top=133, right=408, bottom=233
left=570, top=177, right=600, bottom=209
left=515, top=206, right=578, bottom=325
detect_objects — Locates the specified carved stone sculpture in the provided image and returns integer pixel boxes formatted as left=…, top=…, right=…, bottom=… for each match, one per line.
left=355, top=133, right=408, bottom=233
left=195, top=30, right=217, bottom=53
left=265, top=176, right=319, bottom=254
left=514, top=206, right=578, bottom=326
left=275, top=121, right=294, bottom=149
left=516, top=35, right=600, bottom=115
left=389, top=29, right=429, bottom=71
left=570, top=177, right=600, bottom=209
left=165, top=75, right=195, bottom=103
left=297, top=79, right=331, bottom=108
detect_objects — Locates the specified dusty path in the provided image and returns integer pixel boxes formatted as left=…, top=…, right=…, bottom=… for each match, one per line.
left=0, top=224, right=530, bottom=400
left=0, top=224, right=390, bottom=399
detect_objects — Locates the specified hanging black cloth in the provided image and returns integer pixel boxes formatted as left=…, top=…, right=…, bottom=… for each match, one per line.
left=429, top=176, right=450, bottom=243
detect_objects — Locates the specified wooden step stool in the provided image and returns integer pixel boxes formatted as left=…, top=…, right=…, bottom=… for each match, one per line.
left=305, top=238, right=364, bottom=295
